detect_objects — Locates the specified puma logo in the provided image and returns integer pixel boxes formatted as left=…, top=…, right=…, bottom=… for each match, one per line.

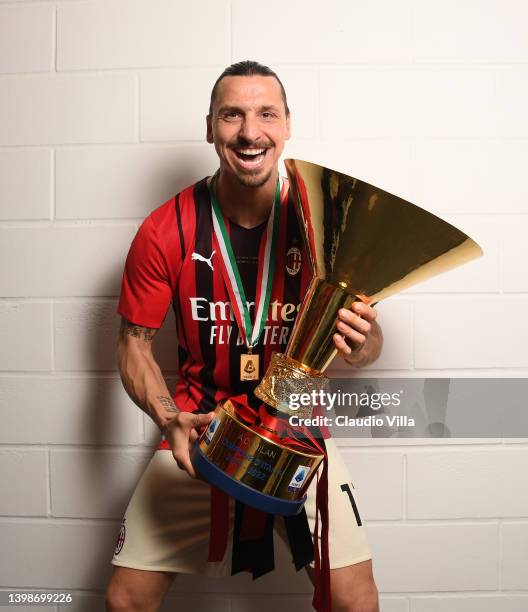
left=191, top=250, right=216, bottom=271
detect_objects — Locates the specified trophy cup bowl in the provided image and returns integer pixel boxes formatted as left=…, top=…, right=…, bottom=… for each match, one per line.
left=191, top=159, right=483, bottom=515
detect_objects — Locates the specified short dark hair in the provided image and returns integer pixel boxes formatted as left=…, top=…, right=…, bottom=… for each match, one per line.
left=208, top=60, right=290, bottom=117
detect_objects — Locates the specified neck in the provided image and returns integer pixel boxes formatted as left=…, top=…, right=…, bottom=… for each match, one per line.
left=212, top=168, right=279, bottom=229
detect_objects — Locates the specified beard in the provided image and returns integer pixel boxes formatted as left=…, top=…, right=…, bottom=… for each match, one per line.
left=234, top=167, right=274, bottom=188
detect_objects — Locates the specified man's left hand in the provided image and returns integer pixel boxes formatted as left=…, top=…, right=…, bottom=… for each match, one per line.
left=333, top=301, right=379, bottom=366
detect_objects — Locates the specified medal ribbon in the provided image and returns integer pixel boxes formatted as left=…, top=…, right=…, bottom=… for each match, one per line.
left=209, top=171, right=281, bottom=351
left=227, top=394, right=332, bottom=612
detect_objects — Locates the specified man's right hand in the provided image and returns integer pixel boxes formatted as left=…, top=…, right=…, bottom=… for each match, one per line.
left=162, top=411, right=215, bottom=478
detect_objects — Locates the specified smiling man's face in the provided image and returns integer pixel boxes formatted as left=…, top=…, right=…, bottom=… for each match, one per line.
left=206, top=75, right=291, bottom=188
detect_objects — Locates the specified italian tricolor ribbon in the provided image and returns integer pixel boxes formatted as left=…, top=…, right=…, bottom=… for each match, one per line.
left=208, top=171, right=281, bottom=351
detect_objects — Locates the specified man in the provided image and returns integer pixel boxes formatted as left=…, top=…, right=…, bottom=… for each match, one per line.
left=106, top=61, right=382, bottom=612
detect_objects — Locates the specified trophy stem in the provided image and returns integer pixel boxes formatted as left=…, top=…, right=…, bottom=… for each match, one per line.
left=286, top=277, right=360, bottom=372
left=254, top=277, right=362, bottom=417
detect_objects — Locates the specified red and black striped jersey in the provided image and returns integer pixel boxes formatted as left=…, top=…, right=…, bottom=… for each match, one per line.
left=117, top=175, right=312, bottom=415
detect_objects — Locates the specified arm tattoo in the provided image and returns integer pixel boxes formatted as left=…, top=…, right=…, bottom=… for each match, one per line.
left=157, top=395, right=179, bottom=413
left=120, top=318, right=156, bottom=342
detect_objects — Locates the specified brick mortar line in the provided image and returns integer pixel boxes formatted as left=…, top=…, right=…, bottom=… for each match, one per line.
left=3, top=587, right=528, bottom=596
left=46, top=447, right=51, bottom=518
left=498, top=518, right=503, bottom=590
left=0, top=516, right=119, bottom=525
left=0, top=516, right=523, bottom=525
left=2, top=442, right=526, bottom=449
left=134, top=74, right=140, bottom=143
left=4, top=138, right=528, bottom=147
left=50, top=148, right=55, bottom=221
left=315, top=66, right=321, bottom=140
left=405, top=591, right=528, bottom=597
left=3, top=217, right=527, bottom=224
left=52, top=3, right=57, bottom=73
left=228, top=0, right=233, bottom=63
left=50, top=299, right=55, bottom=372
left=410, top=298, right=415, bottom=369
left=402, top=453, right=407, bottom=519
left=0, top=220, right=143, bottom=227
left=340, top=444, right=528, bottom=452
left=2, top=297, right=121, bottom=303
left=364, top=519, right=508, bottom=525
left=5, top=62, right=528, bottom=76
left=3, top=137, right=528, bottom=151
left=2, top=445, right=155, bottom=452
left=0, top=371, right=179, bottom=377
left=0, top=141, right=215, bottom=149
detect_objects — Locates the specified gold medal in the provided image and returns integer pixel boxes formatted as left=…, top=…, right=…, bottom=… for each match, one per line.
left=240, top=353, right=259, bottom=381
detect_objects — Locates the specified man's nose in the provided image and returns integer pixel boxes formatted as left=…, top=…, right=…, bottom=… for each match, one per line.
left=238, top=114, right=260, bottom=142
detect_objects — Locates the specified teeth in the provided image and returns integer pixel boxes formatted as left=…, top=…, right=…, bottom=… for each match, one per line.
left=237, top=148, right=265, bottom=155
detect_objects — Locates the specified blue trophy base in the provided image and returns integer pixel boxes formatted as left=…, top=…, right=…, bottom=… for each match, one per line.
left=190, top=444, right=306, bottom=516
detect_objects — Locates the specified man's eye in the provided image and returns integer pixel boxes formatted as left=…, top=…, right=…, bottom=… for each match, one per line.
left=224, top=112, right=240, bottom=119
left=262, top=112, right=275, bottom=119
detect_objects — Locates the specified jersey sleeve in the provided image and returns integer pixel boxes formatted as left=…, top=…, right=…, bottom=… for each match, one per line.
left=117, top=215, right=173, bottom=329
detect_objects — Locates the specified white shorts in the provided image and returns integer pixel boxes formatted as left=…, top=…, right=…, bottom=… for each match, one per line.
left=111, top=437, right=372, bottom=575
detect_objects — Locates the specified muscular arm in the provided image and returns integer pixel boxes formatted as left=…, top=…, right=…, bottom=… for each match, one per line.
left=117, top=317, right=179, bottom=432
left=117, top=317, right=213, bottom=477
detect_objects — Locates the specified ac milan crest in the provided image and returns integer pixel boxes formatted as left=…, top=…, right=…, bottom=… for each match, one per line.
left=114, top=518, right=126, bottom=555
left=286, top=246, right=302, bottom=276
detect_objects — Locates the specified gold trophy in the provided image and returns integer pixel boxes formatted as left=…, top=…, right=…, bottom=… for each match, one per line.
left=191, top=159, right=483, bottom=515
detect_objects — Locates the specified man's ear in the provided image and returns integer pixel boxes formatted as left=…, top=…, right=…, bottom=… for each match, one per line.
left=285, top=113, right=291, bottom=140
left=206, top=114, right=213, bottom=143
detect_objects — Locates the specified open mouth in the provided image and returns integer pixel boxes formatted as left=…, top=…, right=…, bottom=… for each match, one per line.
left=232, top=147, right=269, bottom=168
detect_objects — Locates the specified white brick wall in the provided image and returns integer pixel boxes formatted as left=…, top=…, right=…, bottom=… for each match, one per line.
left=0, top=150, right=51, bottom=219
left=0, top=5, right=53, bottom=74
left=0, top=226, right=137, bottom=296
left=55, top=144, right=219, bottom=219
left=0, top=74, right=136, bottom=146
left=1, top=1, right=527, bottom=610
left=368, top=523, right=499, bottom=592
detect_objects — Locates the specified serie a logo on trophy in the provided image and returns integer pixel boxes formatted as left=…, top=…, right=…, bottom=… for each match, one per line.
left=190, top=159, right=483, bottom=516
